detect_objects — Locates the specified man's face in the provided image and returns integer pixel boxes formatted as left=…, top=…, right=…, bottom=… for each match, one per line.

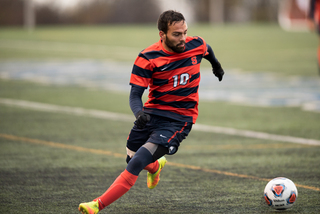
left=161, top=20, right=188, bottom=53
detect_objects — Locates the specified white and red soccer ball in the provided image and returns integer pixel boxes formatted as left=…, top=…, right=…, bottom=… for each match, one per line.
left=264, top=177, right=298, bottom=210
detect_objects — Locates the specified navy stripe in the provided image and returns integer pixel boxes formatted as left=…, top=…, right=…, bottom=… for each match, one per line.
left=132, top=64, right=153, bottom=78
left=143, top=108, right=193, bottom=122
left=184, top=37, right=204, bottom=52
left=157, top=55, right=202, bottom=72
left=149, top=99, right=197, bottom=109
left=152, top=86, right=198, bottom=98
left=129, top=83, right=148, bottom=89
left=153, top=78, right=169, bottom=86
left=138, top=52, right=148, bottom=60
left=190, top=72, right=200, bottom=83
left=142, top=50, right=170, bottom=60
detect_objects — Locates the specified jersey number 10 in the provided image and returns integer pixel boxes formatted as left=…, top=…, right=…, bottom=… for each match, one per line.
left=172, top=73, right=190, bottom=88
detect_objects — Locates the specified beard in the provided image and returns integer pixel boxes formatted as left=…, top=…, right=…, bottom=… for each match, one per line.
left=165, top=35, right=185, bottom=53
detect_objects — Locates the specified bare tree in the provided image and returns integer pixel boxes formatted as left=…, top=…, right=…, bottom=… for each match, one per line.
left=209, top=0, right=225, bottom=24
left=24, top=0, right=35, bottom=31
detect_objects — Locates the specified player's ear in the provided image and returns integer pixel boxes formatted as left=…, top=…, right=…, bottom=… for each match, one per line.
left=159, top=31, right=165, bottom=40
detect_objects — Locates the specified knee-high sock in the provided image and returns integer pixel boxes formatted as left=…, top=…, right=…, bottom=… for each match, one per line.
left=96, top=169, right=138, bottom=210
left=95, top=147, right=154, bottom=210
left=126, top=146, right=154, bottom=175
left=127, top=154, right=159, bottom=174
left=144, top=160, right=159, bottom=174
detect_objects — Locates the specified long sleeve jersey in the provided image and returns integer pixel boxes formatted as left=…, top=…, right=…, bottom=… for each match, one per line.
left=129, top=36, right=222, bottom=123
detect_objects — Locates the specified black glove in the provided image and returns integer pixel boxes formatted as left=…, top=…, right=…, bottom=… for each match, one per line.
left=134, top=111, right=150, bottom=129
left=213, top=67, right=224, bottom=81
left=168, top=146, right=178, bottom=155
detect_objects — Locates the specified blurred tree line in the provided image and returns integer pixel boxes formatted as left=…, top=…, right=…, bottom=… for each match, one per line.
left=0, top=0, right=279, bottom=26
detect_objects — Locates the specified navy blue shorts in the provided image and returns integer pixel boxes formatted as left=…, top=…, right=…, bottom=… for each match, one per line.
left=126, top=115, right=193, bottom=153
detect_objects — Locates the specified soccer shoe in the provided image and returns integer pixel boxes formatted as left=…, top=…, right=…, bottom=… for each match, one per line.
left=147, top=156, right=167, bottom=189
left=78, top=200, right=99, bottom=214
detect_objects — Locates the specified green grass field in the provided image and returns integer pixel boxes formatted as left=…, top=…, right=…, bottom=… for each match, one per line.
left=0, top=24, right=320, bottom=213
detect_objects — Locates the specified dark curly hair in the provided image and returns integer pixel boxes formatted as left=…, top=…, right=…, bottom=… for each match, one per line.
left=157, top=10, right=185, bottom=34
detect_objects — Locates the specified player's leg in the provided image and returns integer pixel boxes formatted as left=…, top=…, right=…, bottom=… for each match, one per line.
left=79, top=125, right=149, bottom=213
left=127, top=146, right=161, bottom=172
left=144, top=118, right=193, bottom=189
left=143, top=142, right=168, bottom=189
left=79, top=145, right=158, bottom=214
left=125, top=115, right=168, bottom=185
left=126, top=142, right=167, bottom=189
left=96, top=143, right=168, bottom=209
left=96, top=146, right=153, bottom=209
left=79, top=167, right=137, bottom=214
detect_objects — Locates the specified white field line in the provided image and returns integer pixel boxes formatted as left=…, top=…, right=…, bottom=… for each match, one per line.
left=193, top=124, right=320, bottom=146
left=0, top=98, right=133, bottom=122
left=1, top=98, right=320, bottom=146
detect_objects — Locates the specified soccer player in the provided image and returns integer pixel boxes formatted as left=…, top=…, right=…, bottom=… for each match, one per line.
left=308, top=0, right=320, bottom=72
left=78, top=10, right=224, bottom=214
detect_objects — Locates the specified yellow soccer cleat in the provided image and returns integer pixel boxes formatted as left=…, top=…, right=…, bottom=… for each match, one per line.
left=78, top=200, right=99, bottom=214
left=147, top=156, right=167, bottom=189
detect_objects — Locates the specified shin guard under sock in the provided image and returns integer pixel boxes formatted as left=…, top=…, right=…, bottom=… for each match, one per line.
left=96, top=169, right=138, bottom=210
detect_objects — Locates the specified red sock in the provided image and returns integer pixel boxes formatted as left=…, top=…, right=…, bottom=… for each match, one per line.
left=95, top=169, right=138, bottom=210
left=144, top=160, right=159, bottom=174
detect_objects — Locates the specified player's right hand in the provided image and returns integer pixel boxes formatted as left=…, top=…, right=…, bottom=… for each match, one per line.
left=213, top=67, right=224, bottom=81
left=134, top=111, right=150, bottom=129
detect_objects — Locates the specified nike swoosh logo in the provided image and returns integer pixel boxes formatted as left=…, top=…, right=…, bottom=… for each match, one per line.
left=160, top=66, right=169, bottom=71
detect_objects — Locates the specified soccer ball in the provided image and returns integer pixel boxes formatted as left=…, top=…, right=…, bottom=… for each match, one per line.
left=264, top=177, right=298, bottom=210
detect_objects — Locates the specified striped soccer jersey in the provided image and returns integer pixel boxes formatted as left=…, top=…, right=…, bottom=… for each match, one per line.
left=310, top=0, right=320, bottom=26
left=130, top=36, right=209, bottom=123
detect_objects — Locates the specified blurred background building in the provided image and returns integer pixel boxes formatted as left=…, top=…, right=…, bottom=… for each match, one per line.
left=0, top=0, right=311, bottom=31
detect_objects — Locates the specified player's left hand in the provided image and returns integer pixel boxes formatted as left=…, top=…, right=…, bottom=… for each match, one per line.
left=213, top=67, right=224, bottom=81
left=134, top=111, right=150, bottom=129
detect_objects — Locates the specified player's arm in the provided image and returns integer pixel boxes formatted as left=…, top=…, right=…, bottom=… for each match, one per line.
left=204, top=44, right=224, bottom=81
left=129, top=85, right=144, bottom=117
left=130, top=52, right=153, bottom=128
left=129, top=85, right=150, bottom=128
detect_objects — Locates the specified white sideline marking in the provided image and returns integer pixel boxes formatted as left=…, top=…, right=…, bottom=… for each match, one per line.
left=193, top=124, right=320, bottom=146
left=1, top=98, right=320, bottom=146
left=0, top=98, right=133, bottom=122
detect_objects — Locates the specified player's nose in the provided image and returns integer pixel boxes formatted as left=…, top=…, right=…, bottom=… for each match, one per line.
left=181, top=33, right=187, bottom=41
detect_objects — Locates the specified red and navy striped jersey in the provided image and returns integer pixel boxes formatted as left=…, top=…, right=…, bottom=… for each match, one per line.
left=130, top=36, right=209, bottom=123
left=309, top=0, right=320, bottom=24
